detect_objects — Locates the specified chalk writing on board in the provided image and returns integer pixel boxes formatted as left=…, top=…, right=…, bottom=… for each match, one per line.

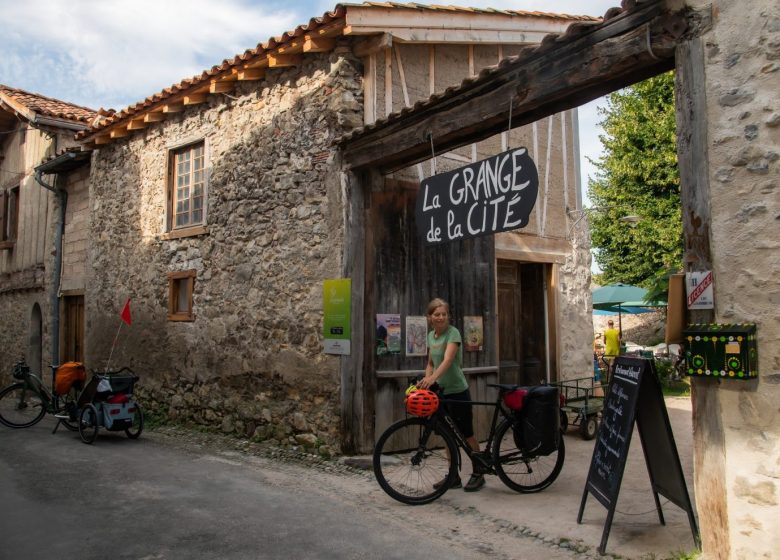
left=415, top=148, right=539, bottom=245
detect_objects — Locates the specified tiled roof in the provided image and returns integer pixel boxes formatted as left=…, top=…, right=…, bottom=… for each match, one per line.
left=0, top=84, right=97, bottom=124
left=77, top=2, right=601, bottom=140
left=339, top=2, right=599, bottom=22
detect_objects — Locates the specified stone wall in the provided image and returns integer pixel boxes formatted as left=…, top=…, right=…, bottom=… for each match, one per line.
left=685, top=1, right=780, bottom=557
left=86, top=47, right=363, bottom=454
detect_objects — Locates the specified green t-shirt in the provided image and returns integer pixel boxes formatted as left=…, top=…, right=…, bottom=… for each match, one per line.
left=427, top=325, right=468, bottom=395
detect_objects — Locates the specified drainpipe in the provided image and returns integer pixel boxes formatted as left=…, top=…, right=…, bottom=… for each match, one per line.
left=34, top=166, right=68, bottom=368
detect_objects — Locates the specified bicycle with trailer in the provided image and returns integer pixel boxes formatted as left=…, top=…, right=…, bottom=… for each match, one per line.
left=0, top=358, right=83, bottom=432
left=372, top=380, right=565, bottom=505
left=75, top=367, right=144, bottom=444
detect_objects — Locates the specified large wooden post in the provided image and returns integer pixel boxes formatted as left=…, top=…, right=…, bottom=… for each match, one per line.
left=339, top=167, right=377, bottom=454
left=675, top=36, right=728, bottom=558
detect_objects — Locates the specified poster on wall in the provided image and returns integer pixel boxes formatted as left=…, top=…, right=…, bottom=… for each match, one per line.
left=406, top=316, right=428, bottom=357
left=322, top=278, right=351, bottom=355
left=376, top=314, right=401, bottom=356
left=463, top=316, right=484, bottom=352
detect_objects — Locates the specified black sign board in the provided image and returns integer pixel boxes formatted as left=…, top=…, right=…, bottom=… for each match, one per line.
left=416, top=148, right=538, bottom=245
left=578, top=357, right=700, bottom=555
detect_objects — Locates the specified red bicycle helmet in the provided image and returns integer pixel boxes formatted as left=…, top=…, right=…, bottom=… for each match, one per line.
left=405, top=389, right=439, bottom=417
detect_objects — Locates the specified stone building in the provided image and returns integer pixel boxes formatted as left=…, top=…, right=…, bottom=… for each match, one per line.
left=71, top=3, right=595, bottom=456
left=0, top=85, right=96, bottom=377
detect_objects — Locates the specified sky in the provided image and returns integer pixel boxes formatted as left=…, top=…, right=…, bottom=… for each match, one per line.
left=0, top=0, right=618, bottom=200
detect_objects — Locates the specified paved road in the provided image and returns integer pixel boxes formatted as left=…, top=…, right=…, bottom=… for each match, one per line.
left=0, top=418, right=573, bottom=560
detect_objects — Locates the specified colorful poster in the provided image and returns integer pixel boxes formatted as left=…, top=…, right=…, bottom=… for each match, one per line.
left=463, top=316, right=484, bottom=352
left=406, top=316, right=428, bottom=357
left=322, top=279, right=351, bottom=355
left=376, top=314, right=401, bottom=355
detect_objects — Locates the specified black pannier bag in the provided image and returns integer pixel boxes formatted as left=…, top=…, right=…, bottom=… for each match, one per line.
left=519, top=385, right=560, bottom=456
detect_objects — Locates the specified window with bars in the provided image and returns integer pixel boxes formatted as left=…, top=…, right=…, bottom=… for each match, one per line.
left=168, top=142, right=205, bottom=231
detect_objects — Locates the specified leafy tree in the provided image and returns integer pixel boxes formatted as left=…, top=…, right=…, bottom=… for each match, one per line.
left=587, top=72, right=682, bottom=288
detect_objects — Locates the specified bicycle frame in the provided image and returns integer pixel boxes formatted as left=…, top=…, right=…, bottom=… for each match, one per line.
left=436, top=393, right=513, bottom=473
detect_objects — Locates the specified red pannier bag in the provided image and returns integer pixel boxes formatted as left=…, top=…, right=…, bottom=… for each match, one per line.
left=55, top=362, right=86, bottom=395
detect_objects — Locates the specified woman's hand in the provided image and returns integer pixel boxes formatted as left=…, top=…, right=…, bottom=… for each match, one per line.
left=418, top=375, right=435, bottom=389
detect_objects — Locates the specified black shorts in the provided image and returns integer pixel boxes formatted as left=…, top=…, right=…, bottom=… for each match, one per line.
left=442, top=389, right=474, bottom=439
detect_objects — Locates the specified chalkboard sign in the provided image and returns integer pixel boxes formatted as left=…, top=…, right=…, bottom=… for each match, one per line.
left=415, top=148, right=538, bottom=245
left=578, top=357, right=700, bottom=555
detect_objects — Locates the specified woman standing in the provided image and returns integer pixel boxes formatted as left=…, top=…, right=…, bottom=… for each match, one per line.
left=417, top=298, right=484, bottom=492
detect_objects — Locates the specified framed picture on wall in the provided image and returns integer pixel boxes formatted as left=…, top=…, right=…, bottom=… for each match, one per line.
left=463, top=316, right=484, bottom=352
left=406, top=315, right=428, bottom=357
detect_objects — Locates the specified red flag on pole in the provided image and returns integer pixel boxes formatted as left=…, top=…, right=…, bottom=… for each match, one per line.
left=120, top=298, right=132, bottom=326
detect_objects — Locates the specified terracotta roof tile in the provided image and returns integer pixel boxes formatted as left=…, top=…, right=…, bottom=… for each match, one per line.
left=0, top=84, right=98, bottom=123
left=77, top=2, right=601, bottom=140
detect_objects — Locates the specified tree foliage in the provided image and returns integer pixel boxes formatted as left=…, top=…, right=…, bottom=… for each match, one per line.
left=587, top=72, right=682, bottom=288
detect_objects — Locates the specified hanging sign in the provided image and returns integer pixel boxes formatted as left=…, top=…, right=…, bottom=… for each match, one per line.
left=323, top=278, right=351, bottom=355
left=416, top=147, right=539, bottom=245
left=686, top=271, right=713, bottom=309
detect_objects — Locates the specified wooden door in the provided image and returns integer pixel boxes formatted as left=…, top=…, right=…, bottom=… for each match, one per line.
left=497, top=260, right=549, bottom=386
left=62, top=295, right=84, bottom=363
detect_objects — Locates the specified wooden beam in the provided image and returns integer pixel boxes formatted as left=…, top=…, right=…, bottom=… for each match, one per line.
left=144, top=112, right=165, bottom=123
left=127, top=118, right=147, bottom=130
left=94, top=134, right=112, bottom=145
left=341, top=5, right=688, bottom=173
left=235, top=67, right=265, bottom=81
left=163, top=102, right=183, bottom=113
left=304, top=36, right=335, bottom=53
left=183, top=93, right=208, bottom=105
left=209, top=81, right=234, bottom=94
left=109, top=127, right=129, bottom=139
left=352, top=32, right=392, bottom=57
left=267, top=53, right=301, bottom=67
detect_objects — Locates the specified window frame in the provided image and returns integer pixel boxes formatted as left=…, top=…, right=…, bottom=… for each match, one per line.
left=165, top=138, right=208, bottom=236
left=0, top=185, right=20, bottom=250
left=167, top=270, right=196, bottom=322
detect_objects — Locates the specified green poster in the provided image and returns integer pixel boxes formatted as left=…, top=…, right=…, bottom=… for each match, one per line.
left=323, top=278, right=351, bottom=355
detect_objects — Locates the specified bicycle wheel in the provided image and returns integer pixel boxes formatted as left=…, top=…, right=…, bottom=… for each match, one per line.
left=79, top=403, right=99, bottom=444
left=125, top=402, right=144, bottom=439
left=492, top=418, right=565, bottom=493
left=53, top=391, right=80, bottom=432
left=0, top=383, right=46, bottom=428
left=373, top=417, right=458, bottom=505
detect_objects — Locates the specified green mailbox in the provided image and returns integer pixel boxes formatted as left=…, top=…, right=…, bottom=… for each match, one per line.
left=683, top=324, right=758, bottom=380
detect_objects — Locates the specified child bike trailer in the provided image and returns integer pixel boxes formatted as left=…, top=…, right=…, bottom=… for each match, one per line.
left=77, top=368, right=144, bottom=444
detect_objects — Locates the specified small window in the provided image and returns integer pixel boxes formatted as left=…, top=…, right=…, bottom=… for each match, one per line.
left=168, top=141, right=206, bottom=231
left=0, top=186, right=20, bottom=249
left=167, top=270, right=196, bottom=321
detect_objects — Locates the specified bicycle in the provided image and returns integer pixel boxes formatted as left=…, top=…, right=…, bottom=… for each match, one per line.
left=373, top=382, right=565, bottom=505
left=0, top=359, right=81, bottom=432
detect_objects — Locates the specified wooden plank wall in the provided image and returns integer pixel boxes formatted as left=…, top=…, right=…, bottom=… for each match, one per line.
left=369, top=178, right=497, bottom=442
left=0, top=128, right=52, bottom=278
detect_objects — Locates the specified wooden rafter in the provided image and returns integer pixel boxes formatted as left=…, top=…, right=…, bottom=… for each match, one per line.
left=304, top=36, right=336, bottom=52
left=163, top=102, right=184, bottom=113
left=268, top=54, right=302, bottom=67
left=143, top=112, right=165, bottom=123
left=183, top=93, right=208, bottom=105
left=209, top=81, right=234, bottom=94
left=340, top=4, right=691, bottom=173
left=235, top=67, right=265, bottom=81
left=110, top=128, right=129, bottom=139
left=127, top=118, right=147, bottom=130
